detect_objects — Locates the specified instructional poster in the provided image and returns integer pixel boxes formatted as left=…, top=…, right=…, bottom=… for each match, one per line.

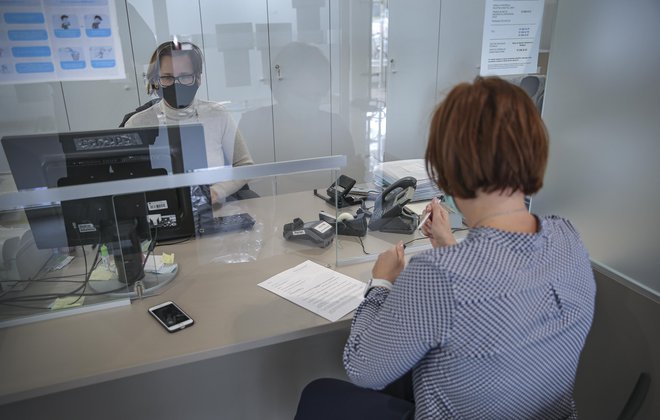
left=0, top=0, right=125, bottom=84
left=480, top=0, right=544, bottom=76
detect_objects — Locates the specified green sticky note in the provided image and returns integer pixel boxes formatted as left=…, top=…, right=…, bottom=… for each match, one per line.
left=51, top=296, right=85, bottom=310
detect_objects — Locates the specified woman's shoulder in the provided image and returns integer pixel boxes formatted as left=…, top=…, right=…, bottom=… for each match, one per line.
left=538, top=214, right=583, bottom=239
left=409, top=240, right=469, bottom=273
left=408, top=215, right=581, bottom=265
left=541, top=214, right=574, bottom=227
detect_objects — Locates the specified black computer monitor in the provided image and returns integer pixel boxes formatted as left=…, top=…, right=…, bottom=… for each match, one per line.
left=2, top=124, right=207, bottom=283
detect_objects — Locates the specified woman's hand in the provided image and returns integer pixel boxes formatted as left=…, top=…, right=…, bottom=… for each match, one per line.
left=372, top=241, right=406, bottom=283
left=421, top=198, right=457, bottom=248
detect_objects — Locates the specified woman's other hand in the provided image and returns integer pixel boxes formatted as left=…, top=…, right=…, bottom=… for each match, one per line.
left=421, top=198, right=457, bottom=248
left=372, top=242, right=406, bottom=283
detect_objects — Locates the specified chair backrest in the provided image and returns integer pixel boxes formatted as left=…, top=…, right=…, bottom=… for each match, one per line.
left=119, top=98, right=160, bottom=127
left=617, top=372, right=651, bottom=420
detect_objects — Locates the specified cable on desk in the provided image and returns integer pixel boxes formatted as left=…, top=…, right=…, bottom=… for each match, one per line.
left=0, top=244, right=97, bottom=304
left=0, top=300, right=54, bottom=311
left=1, top=227, right=168, bottom=304
left=77, top=227, right=159, bottom=298
left=63, top=242, right=100, bottom=306
left=357, top=236, right=370, bottom=255
left=0, top=277, right=86, bottom=284
left=21, top=252, right=100, bottom=284
left=0, top=251, right=72, bottom=297
left=141, top=225, right=158, bottom=271
left=0, top=287, right=87, bottom=303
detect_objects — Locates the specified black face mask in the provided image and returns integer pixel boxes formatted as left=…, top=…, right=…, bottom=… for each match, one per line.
left=159, top=83, right=198, bottom=109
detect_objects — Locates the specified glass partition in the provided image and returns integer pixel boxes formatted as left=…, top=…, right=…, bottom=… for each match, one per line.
left=0, top=0, right=564, bottom=323
left=0, top=139, right=346, bottom=326
left=325, top=0, right=558, bottom=266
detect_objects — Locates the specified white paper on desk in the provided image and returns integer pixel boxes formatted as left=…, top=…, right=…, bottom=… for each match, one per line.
left=258, top=260, right=364, bottom=322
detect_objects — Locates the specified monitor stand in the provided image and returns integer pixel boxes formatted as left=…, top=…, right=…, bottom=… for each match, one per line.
left=88, top=264, right=179, bottom=299
left=95, top=220, right=179, bottom=299
left=112, top=221, right=145, bottom=286
left=93, top=221, right=179, bottom=299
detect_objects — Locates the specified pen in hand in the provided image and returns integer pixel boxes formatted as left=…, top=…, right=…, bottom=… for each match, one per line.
left=418, top=211, right=432, bottom=231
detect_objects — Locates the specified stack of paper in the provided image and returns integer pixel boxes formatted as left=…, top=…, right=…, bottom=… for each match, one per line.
left=373, top=159, right=443, bottom=202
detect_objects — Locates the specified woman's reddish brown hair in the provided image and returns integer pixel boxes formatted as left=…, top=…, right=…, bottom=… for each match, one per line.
left=425, top=77, right=549, bottom=199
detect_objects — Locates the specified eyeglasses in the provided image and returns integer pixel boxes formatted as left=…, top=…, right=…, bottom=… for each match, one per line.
left=158, top=74, right=196, bottom=87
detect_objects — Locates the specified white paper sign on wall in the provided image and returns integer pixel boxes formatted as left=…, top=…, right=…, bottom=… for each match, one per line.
left=480, top=0, right=544, bottom=76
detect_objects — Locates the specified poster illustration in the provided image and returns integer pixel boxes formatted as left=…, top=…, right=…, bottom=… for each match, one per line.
left=0, top=0, right=125, bottom=84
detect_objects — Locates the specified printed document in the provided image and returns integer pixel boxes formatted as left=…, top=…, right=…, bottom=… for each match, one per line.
left=258, top=260, right=364, bottom=322
left=480, top=0, right=544, bottom=76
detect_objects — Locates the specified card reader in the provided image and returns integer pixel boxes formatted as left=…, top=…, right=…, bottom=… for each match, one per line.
left=283, top=218, right=335, bottom=248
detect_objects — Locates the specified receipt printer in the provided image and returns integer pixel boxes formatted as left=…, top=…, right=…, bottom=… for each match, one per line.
left=283, top=218, right=335, bottom=248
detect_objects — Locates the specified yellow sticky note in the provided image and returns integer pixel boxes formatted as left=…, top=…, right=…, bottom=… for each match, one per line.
left=161, top=253, right=175, bottom=265
left=51, top=296, right=85, bottom=310
left=90, top=267, right=114, bottom=281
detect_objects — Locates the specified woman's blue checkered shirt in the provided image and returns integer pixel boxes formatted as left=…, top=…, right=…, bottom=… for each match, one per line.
left=344, top=216, right=596, bottom=419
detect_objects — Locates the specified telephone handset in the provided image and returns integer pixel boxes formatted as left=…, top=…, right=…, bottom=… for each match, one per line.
left=368, top=176, right=419, bottom=234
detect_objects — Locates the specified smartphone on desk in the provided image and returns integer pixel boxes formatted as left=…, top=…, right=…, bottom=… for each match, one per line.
left=148, top=301, right=194, bottom=332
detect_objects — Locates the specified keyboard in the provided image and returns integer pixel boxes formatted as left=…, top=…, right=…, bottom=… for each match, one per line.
left=198, top=213, right=256, bottom=236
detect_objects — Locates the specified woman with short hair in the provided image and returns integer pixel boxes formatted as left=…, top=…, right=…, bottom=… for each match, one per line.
left=297, top=77, right=596, bottom=420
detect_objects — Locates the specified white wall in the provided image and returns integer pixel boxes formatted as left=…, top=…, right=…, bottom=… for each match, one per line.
left=0, top=0, right=358, bottom=195
left=0, top=1, right=143, bottom=172
left=381, top=0, right=441, bottom=161
left=383, top=0, right=557, bottom=162
left=0, top=0, right=559, bottom=184
left=533, top=0, right=660, bottom=295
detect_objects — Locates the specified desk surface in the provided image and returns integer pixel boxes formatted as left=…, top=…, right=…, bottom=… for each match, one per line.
left=0, top=190, right=436, bottom=404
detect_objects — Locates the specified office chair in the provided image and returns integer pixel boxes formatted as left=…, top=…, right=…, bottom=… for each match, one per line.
left=617, top=372, right=651, bottom=420
left=519, top=75, right=545, bottom=113
left=294, top=378, right=414, bottom=420
left=504, top=74, right=546, bottom=114
left=119, top=98, right=160, bottom=128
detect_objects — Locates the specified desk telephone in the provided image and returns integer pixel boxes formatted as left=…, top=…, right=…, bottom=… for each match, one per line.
left=368, top=176, right=419, bottom=234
